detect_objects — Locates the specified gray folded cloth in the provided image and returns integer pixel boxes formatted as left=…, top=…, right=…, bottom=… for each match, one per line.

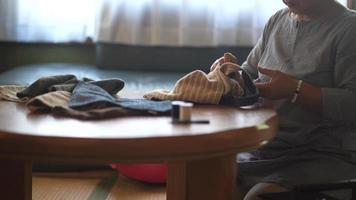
left=16, top=74, right=125, bottom=98
left=17, top=75, right=77, bottom=98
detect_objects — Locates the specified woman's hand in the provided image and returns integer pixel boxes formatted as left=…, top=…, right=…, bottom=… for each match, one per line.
left=255, top=67, right=298, bottom=100
left=256, top=67, right=322, bottom=112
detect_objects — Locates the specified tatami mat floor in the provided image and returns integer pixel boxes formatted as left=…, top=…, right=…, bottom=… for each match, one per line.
left=33, top=170, right=166, bottom=200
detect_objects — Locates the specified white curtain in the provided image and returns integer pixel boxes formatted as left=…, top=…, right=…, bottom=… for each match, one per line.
left=0, top=0, right=17, bottom=40
left=0, top=0, right=349, bottom=46
left=98, top=0, right=286, bottom=47
left=0, top=0, right=97, bottom=42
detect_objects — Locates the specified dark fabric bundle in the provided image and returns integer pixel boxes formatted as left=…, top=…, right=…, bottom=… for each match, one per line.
left=220, top=68, right=259, bottom=107
left=17, top=74, right=125, bottom=98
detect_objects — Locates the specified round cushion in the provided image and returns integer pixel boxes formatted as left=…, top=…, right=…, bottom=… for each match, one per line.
left=111, top=163, right=167, bottom=184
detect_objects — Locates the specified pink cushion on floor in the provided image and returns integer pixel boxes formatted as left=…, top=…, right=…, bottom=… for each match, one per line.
left=111, top=163, right=167, bottom=184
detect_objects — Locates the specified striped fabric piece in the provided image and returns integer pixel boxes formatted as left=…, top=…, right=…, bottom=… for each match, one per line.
left=26, top=90, right=71, bottom=112
left=143, top=62, right=245, bottom=104
left=0, top=85, right=28, bottom=102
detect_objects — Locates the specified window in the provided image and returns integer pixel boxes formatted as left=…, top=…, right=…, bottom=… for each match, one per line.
left=0, top=0, right=350, bottom=46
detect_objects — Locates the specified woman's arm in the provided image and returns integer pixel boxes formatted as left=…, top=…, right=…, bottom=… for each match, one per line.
left=319, top=19, right=356, bottom=122
left=240, top=9, right=286, bottom=79
left=256, top=18, right=356, bottom=122
left=255, top=67, right=322, bottom=112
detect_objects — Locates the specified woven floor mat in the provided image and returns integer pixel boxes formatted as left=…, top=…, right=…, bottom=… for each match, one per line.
left=33, top=170, right=166, bottom=200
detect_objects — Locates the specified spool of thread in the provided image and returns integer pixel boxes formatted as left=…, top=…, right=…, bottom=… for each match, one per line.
left=171, top=101, right=182, bottom=123
left=179, top=102, right=193, bottom=122
left=171, top=101, right=193, bottom=123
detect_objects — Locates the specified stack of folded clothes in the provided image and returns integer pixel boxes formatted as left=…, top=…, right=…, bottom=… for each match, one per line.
left=0, top=74, right=172, bottom=120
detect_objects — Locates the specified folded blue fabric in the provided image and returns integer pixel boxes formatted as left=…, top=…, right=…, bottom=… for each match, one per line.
left=69, top=81, right=171, bottom=114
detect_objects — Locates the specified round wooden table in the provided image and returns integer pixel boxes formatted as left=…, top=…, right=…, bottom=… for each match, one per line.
left=0, top=101, right=278, bottom=200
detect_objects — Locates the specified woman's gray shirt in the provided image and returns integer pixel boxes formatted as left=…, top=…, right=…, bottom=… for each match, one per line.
left=239, top=8, right=356, bottom=187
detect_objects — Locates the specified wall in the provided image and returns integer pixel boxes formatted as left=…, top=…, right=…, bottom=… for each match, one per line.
left=0, top=42, right=96, bottom=73
left=96, top=43, right=252, bottom=72
left=0, top=42, right=252, bottom=73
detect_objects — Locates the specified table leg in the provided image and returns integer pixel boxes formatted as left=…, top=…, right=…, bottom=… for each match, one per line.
left=0, top=158, right=32, bottom=200
left=167, top=154, right=237, bottom=200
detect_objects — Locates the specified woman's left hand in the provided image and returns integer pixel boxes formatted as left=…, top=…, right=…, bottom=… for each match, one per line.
left=255, top=67, right=298, bottom=100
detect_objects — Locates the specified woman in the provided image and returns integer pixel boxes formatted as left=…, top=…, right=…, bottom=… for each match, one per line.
left=232, top=0, right=356, bottom=199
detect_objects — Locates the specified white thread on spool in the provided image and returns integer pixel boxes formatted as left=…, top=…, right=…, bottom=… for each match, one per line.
left=179, top=102, right=193, bottom=122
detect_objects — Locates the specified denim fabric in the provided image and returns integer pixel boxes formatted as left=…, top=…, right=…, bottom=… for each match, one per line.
left=69, top=81, right=171, bottom=114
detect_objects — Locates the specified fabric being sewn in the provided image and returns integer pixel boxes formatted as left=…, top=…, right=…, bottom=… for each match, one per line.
left=143, top=62, right=246, bottom=104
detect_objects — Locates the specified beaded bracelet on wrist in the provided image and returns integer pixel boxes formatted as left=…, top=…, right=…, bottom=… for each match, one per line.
left=291, top=80, right=303, bottom=104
